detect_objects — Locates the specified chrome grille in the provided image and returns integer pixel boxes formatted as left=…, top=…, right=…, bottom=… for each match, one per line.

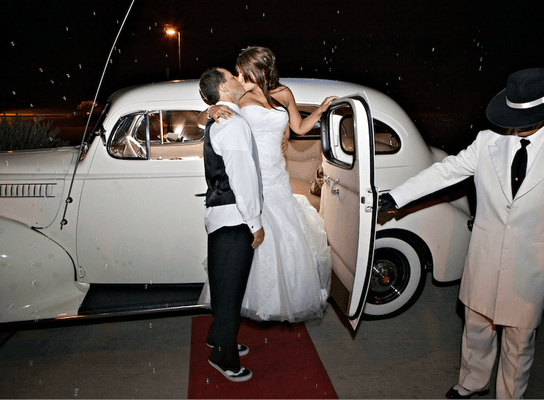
left=0, top=183, right=57, bottom=198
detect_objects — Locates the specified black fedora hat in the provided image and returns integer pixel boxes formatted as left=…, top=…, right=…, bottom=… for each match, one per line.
left=486, top=68, right=544, bottom=129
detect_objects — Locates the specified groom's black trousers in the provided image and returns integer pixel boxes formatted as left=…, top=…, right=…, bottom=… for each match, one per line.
left=206, top=224, right=254, bottom=370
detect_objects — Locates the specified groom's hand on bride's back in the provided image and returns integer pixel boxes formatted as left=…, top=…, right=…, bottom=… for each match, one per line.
left=252, top=228, right=265, bottom=249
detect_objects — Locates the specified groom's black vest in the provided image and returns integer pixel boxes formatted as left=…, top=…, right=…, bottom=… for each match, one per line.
left=204, top=119, right=236, bottom=208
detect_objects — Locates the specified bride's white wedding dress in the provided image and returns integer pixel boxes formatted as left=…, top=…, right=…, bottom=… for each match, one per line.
left=200, top=105, right=332, bottom=322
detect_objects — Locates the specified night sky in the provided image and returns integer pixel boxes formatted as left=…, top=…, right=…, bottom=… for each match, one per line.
left=1, top=0, right=543, bottom=153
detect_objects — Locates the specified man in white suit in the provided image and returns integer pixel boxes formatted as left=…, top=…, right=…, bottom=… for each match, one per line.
left=380, top=68, right=544, bottom=399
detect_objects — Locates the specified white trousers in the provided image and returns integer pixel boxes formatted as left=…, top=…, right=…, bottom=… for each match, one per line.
left=458, top=307, right=536, bottom=399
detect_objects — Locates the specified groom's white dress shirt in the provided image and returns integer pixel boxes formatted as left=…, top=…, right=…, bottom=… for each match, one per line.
left=204, top=101, right=263, bottom=235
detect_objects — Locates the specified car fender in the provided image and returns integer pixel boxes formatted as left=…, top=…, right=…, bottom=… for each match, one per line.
left=0, top=218, right=88, bottom=323
left=379, top=201, right=471, bottom=282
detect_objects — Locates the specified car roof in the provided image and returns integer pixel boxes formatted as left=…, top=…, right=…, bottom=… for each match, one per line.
left=107, top=78, right=402, bottom=115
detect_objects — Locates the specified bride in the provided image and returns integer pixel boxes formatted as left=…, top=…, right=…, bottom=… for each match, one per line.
left=200, top=46, right=336, bottom=322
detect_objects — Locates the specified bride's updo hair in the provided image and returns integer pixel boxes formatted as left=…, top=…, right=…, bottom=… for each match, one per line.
left=236, top=46, right=285, bottom=110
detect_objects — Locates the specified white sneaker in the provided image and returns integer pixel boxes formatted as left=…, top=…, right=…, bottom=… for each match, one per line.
left=208, top=359, right=253, bottom=382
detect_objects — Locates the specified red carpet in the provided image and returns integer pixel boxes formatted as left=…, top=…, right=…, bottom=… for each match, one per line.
left=188, top=316, right=338, bottom=399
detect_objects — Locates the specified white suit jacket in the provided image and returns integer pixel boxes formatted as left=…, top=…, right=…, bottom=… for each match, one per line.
left=390, top=128, right=544, bottom=328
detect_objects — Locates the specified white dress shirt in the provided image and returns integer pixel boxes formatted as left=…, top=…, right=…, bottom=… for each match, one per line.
left=204, top=101, right=263, bottom=234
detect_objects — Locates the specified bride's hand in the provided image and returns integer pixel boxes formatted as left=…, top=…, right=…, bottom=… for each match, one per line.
left=281, top=126, right=289, bottom=154
left=317, top=96, right=338, bottom=113
left=209, top=105, right=234, bottom=123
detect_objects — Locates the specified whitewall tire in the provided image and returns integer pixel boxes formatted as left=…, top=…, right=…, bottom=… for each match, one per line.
left=363, top=235, right=426, bottom=317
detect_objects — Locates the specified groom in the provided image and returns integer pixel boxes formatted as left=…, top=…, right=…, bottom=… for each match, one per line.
left=199, top=67, right=264, bottom=382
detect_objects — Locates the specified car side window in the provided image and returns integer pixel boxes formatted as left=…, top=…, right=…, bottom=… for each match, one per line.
left=339, top=114, right=355, bottom=154
left=108, top=113, right=149, bottom=159
left=374, top=119, right=400, bottom=154
left=322, top=102, right=356, bottom=168
left=148, top=111, right=204, bottom=144
left=290, top=105, right=400, bottom=155
left=107, top=111, right=204, bottom=160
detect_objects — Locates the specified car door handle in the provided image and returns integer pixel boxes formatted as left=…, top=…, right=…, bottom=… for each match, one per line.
left=324, top=176, right=340, bottom=195
left=331, top=179, right=340, bottom=195
left=195, top=193, right=206, bottom=197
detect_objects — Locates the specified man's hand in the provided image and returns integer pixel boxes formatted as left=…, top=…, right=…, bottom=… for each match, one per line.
left=377, top=193, right=398, bottom=225
left=378, top=193, right=397, bottom=212
left=251, top=227, right=265, bottom=249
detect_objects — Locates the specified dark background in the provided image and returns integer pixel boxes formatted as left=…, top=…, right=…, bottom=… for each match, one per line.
left=1, top=0, right=543, bottom=153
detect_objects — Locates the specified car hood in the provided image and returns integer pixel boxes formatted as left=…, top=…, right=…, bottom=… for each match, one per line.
left=0, top=147, right=78, bottom=228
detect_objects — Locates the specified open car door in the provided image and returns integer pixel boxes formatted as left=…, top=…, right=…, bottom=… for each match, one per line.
left=321, top=94, right=377, bottom=330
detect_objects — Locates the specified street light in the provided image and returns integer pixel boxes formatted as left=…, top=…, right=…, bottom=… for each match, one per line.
left=166, top=27, right=181, bottom=78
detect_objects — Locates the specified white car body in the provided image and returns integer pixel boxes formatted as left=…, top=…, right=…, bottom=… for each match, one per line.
left=0, top=78, right=472, bottom=325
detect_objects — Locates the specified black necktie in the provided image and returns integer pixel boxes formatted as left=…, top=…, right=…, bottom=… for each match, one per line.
left=511, top=138, right=531, bottom=197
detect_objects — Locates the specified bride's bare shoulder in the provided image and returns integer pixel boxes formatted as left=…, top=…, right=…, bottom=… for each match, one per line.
left=271, top=85, right=295, bottom=108
left=270, top=85, right=291, bottom=95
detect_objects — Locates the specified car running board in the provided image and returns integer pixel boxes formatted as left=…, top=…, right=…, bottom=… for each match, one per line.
left=78, top=283, right=205, bottom=316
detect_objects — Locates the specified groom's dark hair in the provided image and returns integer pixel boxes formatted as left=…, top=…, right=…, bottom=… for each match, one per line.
left=199, top=68, right=226, bottom=105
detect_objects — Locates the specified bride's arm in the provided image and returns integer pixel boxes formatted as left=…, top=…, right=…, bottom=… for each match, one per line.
left=196, top=105, right=234, bottom=128
left=274, top=87, right=337, bottom=135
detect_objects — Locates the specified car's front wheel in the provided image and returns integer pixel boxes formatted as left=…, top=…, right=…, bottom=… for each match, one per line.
left=363, top=234, right=427, bottom=318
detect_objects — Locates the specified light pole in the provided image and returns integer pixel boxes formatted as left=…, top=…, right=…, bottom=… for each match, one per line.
left=166, top=27, right=181, bottom=78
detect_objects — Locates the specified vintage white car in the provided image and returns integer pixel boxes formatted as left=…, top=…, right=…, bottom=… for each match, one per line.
left=0, top=78, right=472, bottom=328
